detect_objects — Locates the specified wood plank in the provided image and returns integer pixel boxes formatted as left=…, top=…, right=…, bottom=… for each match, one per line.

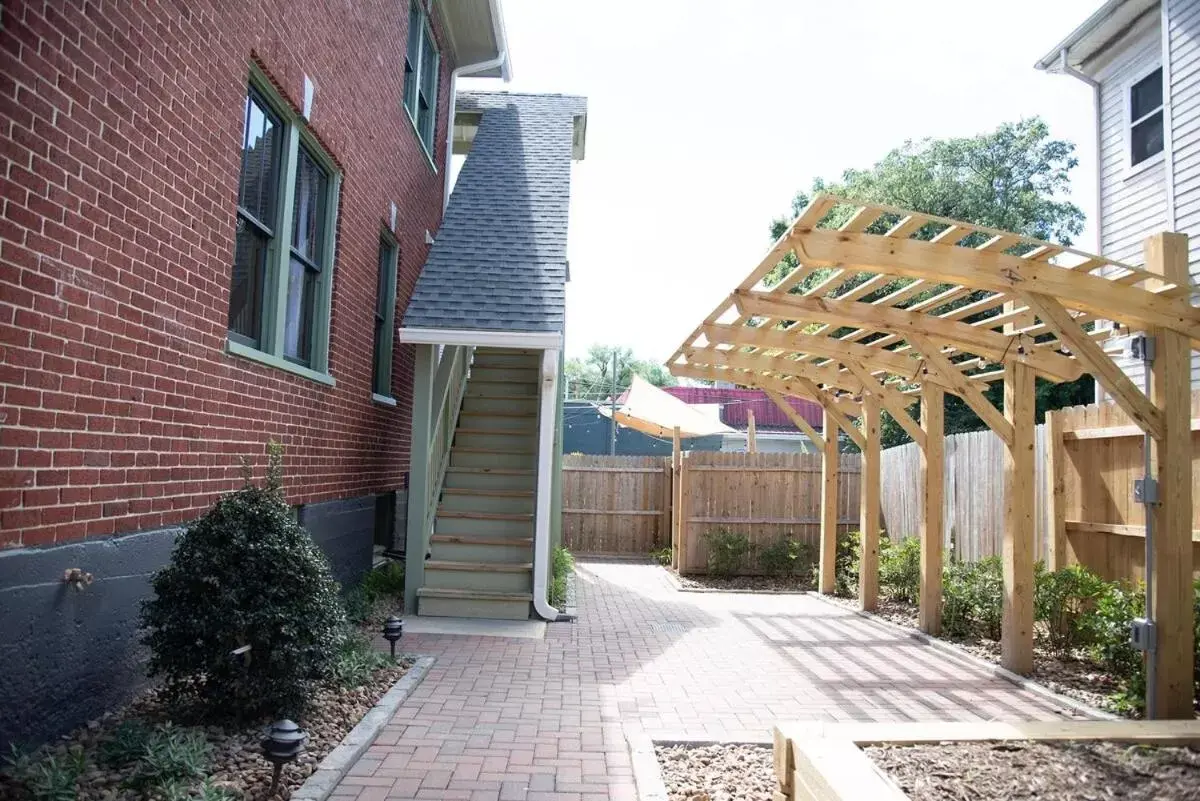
left=562, top=509, right=662, bottom=516
left=819, top=409, right=839, bottom=593
left=561, top=466, right=665, bottom=474
left=1145, top=231, right=1196, bottom=719
left=1064, top=418, right=1200, bottom=439
left=790, top=738, right=909, bottom=801
left=804, top=719, right=1200, bottom=746
left=1002, top=360, right=1036, bottom=674
left=841, top=360, right=925, bottom=449
left=747, top=408, right=757, bottom=453
left=907, top=332, right=1014, bottom=448
left=797, top=376, right=867, bottom=450
left=919, top=383, right=944, bottom=635
left=859, top=393, right=881, bottom=612
left=1045, top=410, right=1067, bottom=571
left=764, top=389, right=825, bottom=448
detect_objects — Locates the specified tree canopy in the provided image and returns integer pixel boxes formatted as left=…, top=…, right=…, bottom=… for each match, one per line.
left=566, top=344, right=677, bottom=401
left=766, top=118, right=1093, bottom=447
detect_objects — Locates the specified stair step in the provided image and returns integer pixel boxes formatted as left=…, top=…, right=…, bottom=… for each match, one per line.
left=438, top=510, right=534, bottom=521
left=431, top=535, right=534, bottom=547
left=416, top=586, right=533, bottom=619
left=464, top=393, right=539, bottom=400
left=446, top=466, right=536, bottom=475
left=452, top=447, right=537, bottom=456
left=425, top=561, right=533, bottom=573
left=460, top=410, right=537, bottom=419
left=443, top=488, right=534, bottom=498
left=418, top=588, right=533, bottom=600
left=455, top=427, right=532, bottom=436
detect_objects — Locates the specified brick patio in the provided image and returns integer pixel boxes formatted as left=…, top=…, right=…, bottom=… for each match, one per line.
left=333, top=559, right=1084, bottom=800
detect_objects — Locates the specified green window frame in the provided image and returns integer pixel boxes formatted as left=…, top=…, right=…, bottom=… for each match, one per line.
left=226, top=67, right=341, bottom=385
left=402, top=0, right=440, bottom=158
left=373, top=232, right=399, bottom=399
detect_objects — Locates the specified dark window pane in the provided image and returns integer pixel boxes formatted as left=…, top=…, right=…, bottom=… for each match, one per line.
left=1132, top=111, right=1164, bottom=165
left=373, top=239, right=394, bottom=394
left=283, top=257, right=318, bottom=363
left=291, top=148, right=329, bottom=266
left=238, top=94, right=280, bottom=227
left=1131, top=68, right=1163, bottom=121
left=376, top=242, right=390, bottom=320
left=228, top=219, right=269, bottom=342
left=403, top=3, right=422, bottom=114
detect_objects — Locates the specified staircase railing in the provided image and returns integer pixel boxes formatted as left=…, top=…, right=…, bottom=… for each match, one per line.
left=424, top=345, right=473, bottom=539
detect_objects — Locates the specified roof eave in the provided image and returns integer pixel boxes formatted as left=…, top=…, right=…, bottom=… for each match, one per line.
left=1033, top=0, right=1158, bottom=74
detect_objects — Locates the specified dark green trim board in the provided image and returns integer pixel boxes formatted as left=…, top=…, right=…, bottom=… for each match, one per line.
left=403, top=343, right=435, bottom=613
left=373, top=231, right=399, bottom=397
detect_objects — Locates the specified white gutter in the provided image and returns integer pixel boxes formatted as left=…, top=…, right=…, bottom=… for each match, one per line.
left=396, top=327, right=562, bottom=349
left=441, top=0, right=510, bottom=209
left=532, top=347, right=569, bottom=621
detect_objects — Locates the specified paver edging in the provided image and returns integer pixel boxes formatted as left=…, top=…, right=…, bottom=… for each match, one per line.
left=805, top=592, right=1118, bottom=721
left=628, top=731, right=777, bottom=801
left=291, top=655, right=436, bottom=801
left=660, top=565, right=812, bottom=595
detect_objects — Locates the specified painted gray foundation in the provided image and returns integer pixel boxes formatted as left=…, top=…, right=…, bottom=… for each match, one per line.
left=0, top=492, right=389, bottom=751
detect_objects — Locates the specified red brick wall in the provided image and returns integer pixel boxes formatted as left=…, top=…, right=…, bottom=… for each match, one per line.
left=0, top=1, right=457, bottom=546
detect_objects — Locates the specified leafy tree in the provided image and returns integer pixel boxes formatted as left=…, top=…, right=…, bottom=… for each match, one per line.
left=566, top=343, right=676, bottom=400
left=765, top=118, right=1093, bottom=446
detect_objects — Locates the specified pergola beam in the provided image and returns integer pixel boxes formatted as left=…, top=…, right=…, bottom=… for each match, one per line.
left=787, top=227, right=1200, bottom=340
left=918, top=383, right=944, bottom=635
left=686, top=345, right=865, bottom=396
left=906, top=333, right=1015, bottom=449
left=859, top=393, right=881, bottom=612
left=1002, top=360, right=1036, bottom=675
left=792, top=375, right=866, bottom=450
left=668, top=363, right=862, bottom=419
left=764, top=389, right=824, bottom=449
left=841, top=360, right=926, bottom=449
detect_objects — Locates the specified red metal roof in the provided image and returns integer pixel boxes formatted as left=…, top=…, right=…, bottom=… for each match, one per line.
left=662, top=386, right=823, bottom=431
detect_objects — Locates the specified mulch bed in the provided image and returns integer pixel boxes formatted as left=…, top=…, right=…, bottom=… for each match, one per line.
left=0, top=657, right=413, bottom=800
left=867, top=740, right=1200, bottom=800
left=655, top=743, right=775, bottom=801
left=824, top=594, right=1122, bottom=714
left=672, top=572, right=815, bottom=593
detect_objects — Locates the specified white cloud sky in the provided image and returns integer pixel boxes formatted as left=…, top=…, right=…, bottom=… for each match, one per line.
left=460, top=0, right=1102, bottom=362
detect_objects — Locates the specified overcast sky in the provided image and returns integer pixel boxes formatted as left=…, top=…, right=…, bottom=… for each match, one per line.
left=460, top=0, right=1102, bottom=362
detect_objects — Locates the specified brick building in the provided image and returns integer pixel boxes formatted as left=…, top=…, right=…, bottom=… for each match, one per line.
left=0, top=0, right=513, bottom=748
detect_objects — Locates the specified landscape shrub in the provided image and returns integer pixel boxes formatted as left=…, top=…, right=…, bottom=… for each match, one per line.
left=361, top=561, right=405, bottom=602
left=940, top=560, right=975, bottom=639
left=819, top=530, right=862, bottom=597
left=550, top=547, right=575, bottom=608
left=938, top=556, right=1004, bottom=640
left=879, top=536, right=921, bottom=604
left=1034, top=563, right=1108, bottom=655
left=140, top=442, right=347, bottom=720
left=330, top=632, right=393, bottom=688
left=649, top=547, right=672, bottom=566
left=758, top=536, right=815, bottom=577
left=1090, top=579, right=1146, bottom=712
left=703, top=528, right=752, bottom=578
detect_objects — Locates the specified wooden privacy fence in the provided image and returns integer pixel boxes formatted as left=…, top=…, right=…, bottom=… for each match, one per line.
left=674, top=451, right=861, bottom=575
left=560, top=455, right=670, bottom=555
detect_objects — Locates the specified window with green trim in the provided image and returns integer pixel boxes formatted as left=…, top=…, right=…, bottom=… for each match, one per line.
left=228, top=75, right=341, bottom=378
left=373, top=233, right=399, bottom=397
left=403, top=1, right=440, bottom=155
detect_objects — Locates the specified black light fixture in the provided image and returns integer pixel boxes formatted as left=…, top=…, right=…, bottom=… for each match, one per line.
left=382, top=616, right=403, bottom=660
left=262, top=719, right=308, bottom=794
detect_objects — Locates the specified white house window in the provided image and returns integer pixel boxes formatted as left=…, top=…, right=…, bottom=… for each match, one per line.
left=1130, top=67, right=1164, bottom=167
left=403, top=1, right=440, bottom=156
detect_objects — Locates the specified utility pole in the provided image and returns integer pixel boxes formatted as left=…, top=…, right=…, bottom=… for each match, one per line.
left=609, top=349, right=618, bottom=455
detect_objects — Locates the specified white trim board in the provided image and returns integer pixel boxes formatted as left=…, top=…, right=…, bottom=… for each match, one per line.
left=396, top=327, right=563, bottom=349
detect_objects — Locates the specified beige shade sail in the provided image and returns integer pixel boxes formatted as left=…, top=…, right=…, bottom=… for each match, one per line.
left=597, top=375, right=735, bottom=439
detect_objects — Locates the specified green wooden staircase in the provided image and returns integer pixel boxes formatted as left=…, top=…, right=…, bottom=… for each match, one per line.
left=416, top=348, right=541, bottom=620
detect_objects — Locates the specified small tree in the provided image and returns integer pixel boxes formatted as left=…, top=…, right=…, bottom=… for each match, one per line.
left=140, top=442, right=347, bottom=720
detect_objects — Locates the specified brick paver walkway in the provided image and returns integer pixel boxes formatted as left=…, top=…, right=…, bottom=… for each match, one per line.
left=334, top=560, right=1082, bottom=800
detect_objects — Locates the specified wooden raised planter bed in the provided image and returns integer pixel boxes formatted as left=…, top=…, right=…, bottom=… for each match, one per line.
left=772, top=720, right=1200, bottom=801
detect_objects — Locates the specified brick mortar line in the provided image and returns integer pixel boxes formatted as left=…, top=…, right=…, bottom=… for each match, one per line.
left=291, top=654, right=437, bottom=801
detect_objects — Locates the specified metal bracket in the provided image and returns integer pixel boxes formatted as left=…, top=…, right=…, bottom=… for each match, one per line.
left=1134, top=477, right=1159, bottom=505
left=1129, top=334, right=1156, bottom=364
left=1131, top=617, right=1156, bottom=654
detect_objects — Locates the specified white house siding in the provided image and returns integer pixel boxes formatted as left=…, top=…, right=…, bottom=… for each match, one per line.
left=1167, top=0, right=1200, bottom=386
left=1096, top=24, right=1168, bottom=389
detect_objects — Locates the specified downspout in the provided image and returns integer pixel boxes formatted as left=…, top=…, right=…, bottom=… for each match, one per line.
left=441, top=0, right=510, bottom=209
left=533, top=346, right=572, bottom=621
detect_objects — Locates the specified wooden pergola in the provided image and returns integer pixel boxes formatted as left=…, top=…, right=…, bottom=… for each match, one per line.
left=667, top=194, right=1197, bottom=719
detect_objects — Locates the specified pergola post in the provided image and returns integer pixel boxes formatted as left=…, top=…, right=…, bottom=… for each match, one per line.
left=859, top=393, right=881, bottom=611
left=918, top=384, right=944, bottom=635
left=1145, top=231, right=1195, bottom=719
left=819, top=408, right=839, bottom=594
left=1002, top=360, right=1036, bottom=674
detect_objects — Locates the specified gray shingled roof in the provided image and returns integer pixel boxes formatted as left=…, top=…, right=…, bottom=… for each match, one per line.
left=401, top=91, right=587, bottom=333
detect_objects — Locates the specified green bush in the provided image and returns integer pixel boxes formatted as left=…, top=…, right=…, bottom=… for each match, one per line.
left=937, top=556, right=1004, bottom=641
left=649, top=547, right=672, bottom=566
left=817, top=530, right=861, bottom=597
left=1090, top=579, right=1146, bottom=711
left=140, top=442, right=347, bottom=720
left=330, top=632, right=393, bottom=688
left=940, top=560, right=975, bottom=639
left=758, top=537, right=815, bottom=577
left=123, top=725, right=210, bottom=791
left=549, top=547, right=574, bottom=608
left=1034, top=563, right=1108, bottom=655
left=361, top=562, right=405, bottom=602
left=703, top=528, right=752, bottom=578
left=879, top=536, right=921, bottom=604
left=3, top=746, right=86, bottom=801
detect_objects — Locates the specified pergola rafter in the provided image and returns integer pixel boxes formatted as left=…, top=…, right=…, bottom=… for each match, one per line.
left=667, top=194, right=1198, bottom=718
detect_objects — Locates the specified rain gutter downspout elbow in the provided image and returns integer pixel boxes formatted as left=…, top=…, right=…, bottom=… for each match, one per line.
left=533, top=347, right=572, bottom=622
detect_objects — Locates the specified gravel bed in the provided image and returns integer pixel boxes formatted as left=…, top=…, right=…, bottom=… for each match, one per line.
left=672, top=572, right=815, bottom=593
left=824, top=594, right=1121, bottom=714
left=0, top=657, right=414, bottom=800
left=655, top=743, right=775, bottom=801
left=867, top=740, right=1200, bottom=800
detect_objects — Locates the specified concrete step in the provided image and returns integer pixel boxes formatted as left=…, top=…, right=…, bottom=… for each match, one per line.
left=417, top=587, right=532, bottom=620
left=423, top=560, right=533, bottom=593
left=450, top=447, right=537, bottom=470
left=443, top=467, right=537, bottom=492
left=461, top=395, right=539, bottom=415
left=469, top=366, right=540, bottom=384
left=434, top=511, right=534, bottom=538
left=454, top=429, right=538, bottom=452
left=464, top=380, right=538, bottom=398
left=457, top=411, right=538, bottom=432
left=429, top=534, right=533, bottom=564
left=440, top=488, right=535, bottom=515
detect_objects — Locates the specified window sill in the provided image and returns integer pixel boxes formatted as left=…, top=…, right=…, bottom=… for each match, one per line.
left=372, top=393, right=398, bottom=407
left=1124, top=150, right=1164, bottom=182
left=227, top=339, right=336, bottom=387
left=402, top=105, right=439, bottom=174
